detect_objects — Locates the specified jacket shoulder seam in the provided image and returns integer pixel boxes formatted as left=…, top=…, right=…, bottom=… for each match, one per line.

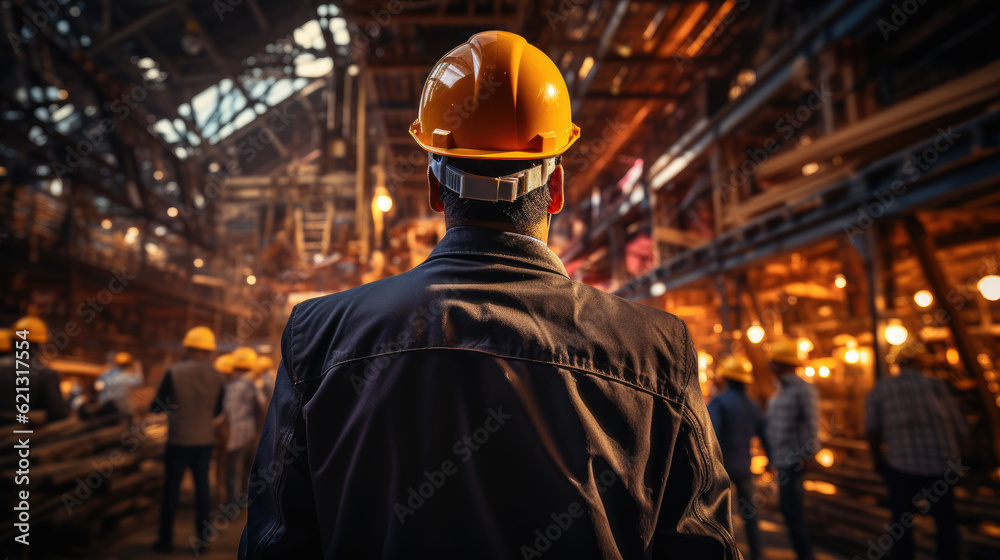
left=293, top=346, right=684, bottom=404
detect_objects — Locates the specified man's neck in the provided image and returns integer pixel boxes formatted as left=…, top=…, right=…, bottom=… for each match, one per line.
left=445, top=219, right=549, bottom=244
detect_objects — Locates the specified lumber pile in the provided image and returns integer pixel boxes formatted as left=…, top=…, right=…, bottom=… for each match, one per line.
left=0, top=413, right=166, bottom=557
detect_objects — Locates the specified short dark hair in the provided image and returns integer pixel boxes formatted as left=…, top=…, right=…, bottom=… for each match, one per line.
left=435, top=155, right=555, bottom=232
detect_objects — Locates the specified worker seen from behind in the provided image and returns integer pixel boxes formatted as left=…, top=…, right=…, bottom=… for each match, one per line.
left=865, top=354, right=968, bottom=560
left=708, top=355, right=766, bottom=560
left=764, top=337, right=819, bottom=560
left=95, top=351, right=143, bottom=416
left=252, top=354, right=276, bottom=427
left=152, top=326, right=225, bottom=554
left=224, top=346, right=260, bottom=509
left=0, top=317, right=68, bottom=426
left=242, top=30, right=737, bottom=559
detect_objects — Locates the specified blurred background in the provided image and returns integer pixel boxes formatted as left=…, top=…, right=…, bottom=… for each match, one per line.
left=1, top=0, right=999, bottom=558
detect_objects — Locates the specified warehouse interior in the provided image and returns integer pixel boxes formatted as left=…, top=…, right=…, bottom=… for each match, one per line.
left=2, top=0, right=1000, bottom=558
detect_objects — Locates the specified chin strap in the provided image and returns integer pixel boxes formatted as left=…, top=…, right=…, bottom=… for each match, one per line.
left=430, top=156, right=557, bottom=202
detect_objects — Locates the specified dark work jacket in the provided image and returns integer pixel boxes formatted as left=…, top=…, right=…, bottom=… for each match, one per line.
left=152, top=358, right=225, bottom=446
left=239, top=226, right=738, bottom=559
left=707, top=386, right=765, bottom=480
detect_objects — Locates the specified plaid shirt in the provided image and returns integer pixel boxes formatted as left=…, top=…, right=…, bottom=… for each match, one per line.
left=224, top=374, right=259, bottom=451
left=97, top=366, right=142, bottom=413
left=765, top=375, right=819, bottom=469
left=865, top=368, right=968, bottom=476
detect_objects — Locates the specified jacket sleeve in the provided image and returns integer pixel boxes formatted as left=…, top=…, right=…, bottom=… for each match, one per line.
left=652, top=325, right=739, bottom=559
left=151, top=370, right=173, bottom=414
left=240, top=306, right=323, bottom=559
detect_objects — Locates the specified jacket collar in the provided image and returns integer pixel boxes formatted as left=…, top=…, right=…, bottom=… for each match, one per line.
left=425, top=225, right=569, bottom=278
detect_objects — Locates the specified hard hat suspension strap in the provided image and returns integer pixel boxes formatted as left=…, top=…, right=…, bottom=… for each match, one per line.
left=430, top=155, right=557, bottom=202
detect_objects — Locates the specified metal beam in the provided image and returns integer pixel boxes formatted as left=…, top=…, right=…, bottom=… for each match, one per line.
left=572, top=0, right=630, bottom=114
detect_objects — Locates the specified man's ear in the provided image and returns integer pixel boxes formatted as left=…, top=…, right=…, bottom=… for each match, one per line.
left=547, top=164, right=564, bottom=215
left=427, top=165, right=445, bottom=213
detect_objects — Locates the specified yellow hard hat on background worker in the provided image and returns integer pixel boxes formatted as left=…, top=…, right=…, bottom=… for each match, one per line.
left=769, top=338, right=803, bottom=367
left=214, top=353, right=234, bottom=375
left=716, top=355, right=754, bottom=385
left=410, top=30, right=580, bottom=202
left=13, top=315, right=49, bottom=344
left=114, top=352, right=133, bottom=366
left=182, top=326, right=216, bottom=351
left=231, top=347, right=258, bottom=371
left=255, top=355, right=275, bottom=373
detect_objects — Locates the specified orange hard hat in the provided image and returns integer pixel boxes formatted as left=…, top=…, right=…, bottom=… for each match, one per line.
left=255, top=355, right=275, bottom=373
left=410, top=30, right=580, bottom=161
left=114, top=352, right=133, bottom=366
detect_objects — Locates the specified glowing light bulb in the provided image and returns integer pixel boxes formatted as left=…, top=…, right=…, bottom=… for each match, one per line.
left=914, top=290, right=933, bottom=308
left=884, top=323, right=908, bottom=346
left=979, top=275, right=1000, bottom=301
left=246, top=275, right=257, bottom=286
left=834, top=274, right=847, bottom=289
left=193, top=258, right=204, bottom=268
left=747, top=325, right=764, bottom=344
left=818, top=366, right=831, bottom=378
left=816, top=448, right=835, bottom=468
left=375, top=194, right=393, bottom=213
left=844, top=349, right=860, bottom=364
left=804, top=367, right=816, bottom=377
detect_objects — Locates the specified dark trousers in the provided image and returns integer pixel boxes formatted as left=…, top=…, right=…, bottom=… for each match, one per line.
left=225, top=444, right=254, bottom=507
left=777, top=467, right=815, bottom=560
left=732, top=475, right=763, bottom=560
left=885, top=466, right=962, bottom=560
left=158, top=443, right=214, bottom=546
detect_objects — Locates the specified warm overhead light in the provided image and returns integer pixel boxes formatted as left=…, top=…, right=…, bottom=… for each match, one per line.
left=153, top=170, right=164, bottom=180
left=124, top=226, right=140, bottom=243
left=167, top=206, right=179, bottom=218
left=347, top=64, right=360, bottom=77
left=979, top=275, right=1000, bottom=301
left=798, top=338, right=814, bottom=353
left=193, top=258, right=204, bottom=268
left=884, top=323, right=909, bottom=346
left=747, top=325, right=764, bottom=344
left=914, top=290, right=934, bottom=308
left=818, top=366, right=831, bottom=378
left=946, top=348, right=960, bottom=365
left=101, top=219, right=112, bottom=230
left=816, top=448, right=835, bottom=468
left=375, top=193, right=393, bottom=213
left=246, top=275, right=257, bottom=285
left=801, top=162, right=819, bottom=176
left=578, top=56, right=594, bottom=80
left=713, top=323, right=723, bottom=334
left=834, top=274, right=847, bottom=289
left=650, top=282, right=667, bottom=297
left=804, top=366, right=816, bottom=377
left=844, top=349, right=860, bottom=364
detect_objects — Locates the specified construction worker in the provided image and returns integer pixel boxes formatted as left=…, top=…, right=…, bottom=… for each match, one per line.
left=252, top=354, right=276, bottom=426
left=241, top=31, right=737, bottom=559
left=708, top=355, right=766, bottom=560
left=764, top=337, right=818, bottom=560
left=223, top=346, right=260, bottom=509
left=866, top=354, right=968, bottom=560
left=0, top=317, right=68, bottom=425
left=151, top=326, right=225, bottom=554
left=95, top=351, right=143, bottom=416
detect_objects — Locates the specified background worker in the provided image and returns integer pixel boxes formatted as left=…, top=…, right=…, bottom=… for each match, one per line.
left=151, top=326, right=225, bottom=553
left=252, top=354, right=276, bottom=422
left=708, top=355, right=766, bottom=560
left=223, top=346, right=260, bottom=508
left=764, top=337, right=819, bottom=560
left=242, top=30, right=737, bottom=559
left=0, top=317, right=68, bottom=426
left=866, top=356, right=968, bottom=560
left=95, top=351, right=143, bottom=416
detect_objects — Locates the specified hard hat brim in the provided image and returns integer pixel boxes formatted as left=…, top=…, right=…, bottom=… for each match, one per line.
left=410, top=124, right=581, bottom=161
